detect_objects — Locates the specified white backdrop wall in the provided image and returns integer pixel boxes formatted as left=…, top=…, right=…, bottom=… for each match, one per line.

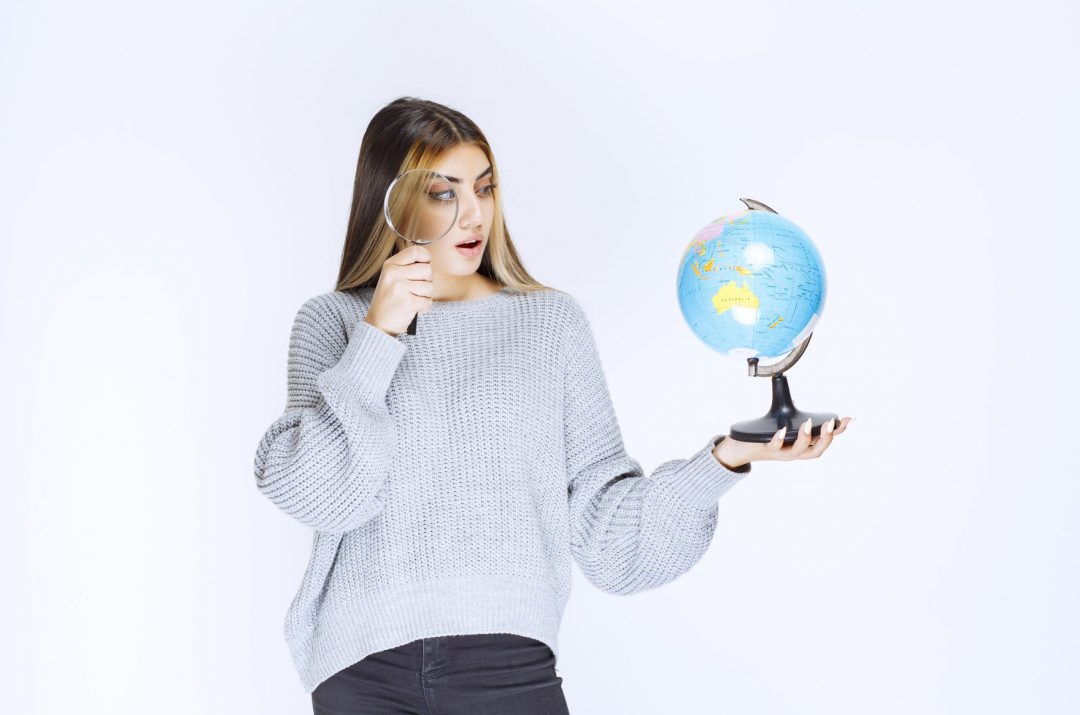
left=1, top=1, right=1076, bottom=713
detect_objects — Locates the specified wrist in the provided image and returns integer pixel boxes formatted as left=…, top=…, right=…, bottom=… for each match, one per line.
left=712, top=435, right=749, bottom=471
left=363, top=314, right=397, bottom=337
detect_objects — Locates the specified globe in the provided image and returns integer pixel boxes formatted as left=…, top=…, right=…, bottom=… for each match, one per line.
left=676, top=203, right=827, bottom=360
left=676, top=198, right=837, bottom=444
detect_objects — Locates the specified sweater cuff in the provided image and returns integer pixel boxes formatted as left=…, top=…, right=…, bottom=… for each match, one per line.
left=662, top=434, right=751, bottom=510
left=316, top=319, right=407, bottom=405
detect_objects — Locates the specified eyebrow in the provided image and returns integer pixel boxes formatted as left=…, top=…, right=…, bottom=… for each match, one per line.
left=441, top=165, right=493, bottom=184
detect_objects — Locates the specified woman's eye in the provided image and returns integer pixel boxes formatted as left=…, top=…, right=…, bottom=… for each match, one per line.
left=477, top=183, right=497, bottom=196
left=429, top=189, right=455, bottom=202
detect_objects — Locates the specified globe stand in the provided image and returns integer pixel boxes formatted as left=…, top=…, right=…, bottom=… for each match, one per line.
left=728, top=333, right=839, bottom=445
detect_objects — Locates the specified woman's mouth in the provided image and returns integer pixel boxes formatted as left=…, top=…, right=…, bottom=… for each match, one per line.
left=455, top=238, right=483, bottom=257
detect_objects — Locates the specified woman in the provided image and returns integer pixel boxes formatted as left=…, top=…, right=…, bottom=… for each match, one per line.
left=254, top=96, right=851, bottom=713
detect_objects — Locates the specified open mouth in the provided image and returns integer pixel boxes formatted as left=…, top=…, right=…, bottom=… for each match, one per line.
left=457, top=239, right=481, bottom=249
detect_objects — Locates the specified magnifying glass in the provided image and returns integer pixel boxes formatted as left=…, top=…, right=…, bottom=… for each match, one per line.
left=382, top=168, right=459, bottom=335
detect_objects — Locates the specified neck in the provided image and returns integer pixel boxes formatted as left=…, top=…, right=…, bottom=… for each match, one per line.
left=431, top=273, right=497, bottom=302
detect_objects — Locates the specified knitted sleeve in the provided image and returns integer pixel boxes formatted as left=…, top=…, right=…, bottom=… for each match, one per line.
left=561, top=297, right=751, bottom=596
left=254, top=294, right=407, bottom=534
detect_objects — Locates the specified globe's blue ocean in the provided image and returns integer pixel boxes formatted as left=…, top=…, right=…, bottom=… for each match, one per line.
left=676, top=210, right=827, bottom=360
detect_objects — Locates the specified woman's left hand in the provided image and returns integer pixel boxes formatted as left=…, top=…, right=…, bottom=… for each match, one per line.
left=715, top=416, right=853, bottom=470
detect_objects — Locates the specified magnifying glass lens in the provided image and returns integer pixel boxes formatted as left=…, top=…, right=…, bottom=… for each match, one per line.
left=384, top=169, right=458, bottom=244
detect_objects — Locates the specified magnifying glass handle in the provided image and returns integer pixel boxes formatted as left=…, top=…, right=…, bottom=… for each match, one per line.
left=406, top=314, right=418, bottom=335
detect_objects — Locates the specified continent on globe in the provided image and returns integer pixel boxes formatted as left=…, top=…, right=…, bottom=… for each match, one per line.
left=711, top=280, right=760, bottom=326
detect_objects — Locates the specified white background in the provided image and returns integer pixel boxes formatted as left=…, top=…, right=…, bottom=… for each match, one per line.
left=2, top=1, right=1077, bottom=713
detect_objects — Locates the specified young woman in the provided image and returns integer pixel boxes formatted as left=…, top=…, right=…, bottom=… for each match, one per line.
left=254, top=96, right=851, bottom=713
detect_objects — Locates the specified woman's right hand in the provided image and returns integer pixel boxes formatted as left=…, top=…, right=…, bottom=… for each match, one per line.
left=364, top=245, right=434, bottom=336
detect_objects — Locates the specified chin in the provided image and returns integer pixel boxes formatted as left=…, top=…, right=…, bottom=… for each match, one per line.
left=442, top=260, right=481, bottom=276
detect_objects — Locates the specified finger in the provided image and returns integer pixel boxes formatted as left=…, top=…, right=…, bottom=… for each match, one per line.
left=803, top=418, right=836, bottom=458
left=402, top=261, right=434, bottom=280
left=767, top=426, right=786, bottom=453
left=405, top=278, right=434, bottom=297
left=787, top=417, right=814, bottom=457
left=833, top=416, right=853, bottom=435
left=388, top=244, right=431, bottom=265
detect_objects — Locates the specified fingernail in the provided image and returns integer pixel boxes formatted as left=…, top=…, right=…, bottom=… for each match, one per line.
left=825, top=419, right=834, bottom=433
left=803, top=418, right=812, bottom=434
left=775, top=427, right=785, bottom=440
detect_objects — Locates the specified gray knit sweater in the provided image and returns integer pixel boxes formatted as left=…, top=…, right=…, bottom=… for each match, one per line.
left=254, top=284, right=751, bottom=693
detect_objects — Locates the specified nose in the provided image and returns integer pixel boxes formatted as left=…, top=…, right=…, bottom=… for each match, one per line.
left=458, top=188, right=483, bottom=230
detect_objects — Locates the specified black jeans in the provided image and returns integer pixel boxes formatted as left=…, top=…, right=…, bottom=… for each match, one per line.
left=311, top=632, right=570, bottom=714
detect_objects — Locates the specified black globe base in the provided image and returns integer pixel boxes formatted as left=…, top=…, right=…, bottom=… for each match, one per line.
left=729, top=373, right=838, bottom=445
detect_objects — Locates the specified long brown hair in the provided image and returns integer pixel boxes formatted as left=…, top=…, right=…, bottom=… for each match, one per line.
left=335, top=97, right=552, bottom=295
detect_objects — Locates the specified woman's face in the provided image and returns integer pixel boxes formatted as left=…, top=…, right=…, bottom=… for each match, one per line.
left=424, top=143, right=496, bottom=276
